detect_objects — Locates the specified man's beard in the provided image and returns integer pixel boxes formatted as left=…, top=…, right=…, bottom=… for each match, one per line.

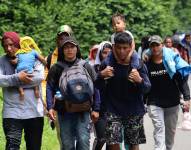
left=6, top=54, right=16, bottom=59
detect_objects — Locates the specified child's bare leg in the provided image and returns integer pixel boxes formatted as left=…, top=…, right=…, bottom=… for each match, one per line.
left=34, top=86, right=40, bottom=98
left=18, top=87, right=24, bottom=100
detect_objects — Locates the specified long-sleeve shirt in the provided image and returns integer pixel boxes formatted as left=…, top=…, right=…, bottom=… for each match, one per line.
left=46, top=58, right=100, bottom=112
left=95, top=52, right=151, bottom=117
left=0, top=55, right=44, bottom=119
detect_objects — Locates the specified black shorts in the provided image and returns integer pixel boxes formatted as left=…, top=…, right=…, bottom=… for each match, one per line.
left=105, top=112, right=146, bottom=145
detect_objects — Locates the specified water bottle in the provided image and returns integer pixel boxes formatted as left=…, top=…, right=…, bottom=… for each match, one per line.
left=54, top=91, right=63, bottom=101
left=54, top=91, right=64, bottom=111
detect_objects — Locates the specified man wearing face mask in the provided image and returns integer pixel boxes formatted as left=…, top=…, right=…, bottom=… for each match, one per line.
left=145, top=35, right=191, bottom=150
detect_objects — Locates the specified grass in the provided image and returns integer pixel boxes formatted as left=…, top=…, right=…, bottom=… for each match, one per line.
left=0, top=89, right=60, bottom=150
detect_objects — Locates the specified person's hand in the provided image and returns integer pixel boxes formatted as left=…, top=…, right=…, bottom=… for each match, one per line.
left=18, top=70, right=33, bottom=84
left=143, top=55, right=149, bottom=62
left=100, top=66, right=114, bottom=79
left=91, top=111, right=99, bottom=123
left=183, top=101, right=190, bottom=112
left=48, top=109, right=56, bottom=121
left=128, top=69, right=143, bottom=83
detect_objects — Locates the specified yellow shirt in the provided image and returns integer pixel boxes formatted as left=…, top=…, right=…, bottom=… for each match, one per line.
left=41, top=48, right=58, bottom=106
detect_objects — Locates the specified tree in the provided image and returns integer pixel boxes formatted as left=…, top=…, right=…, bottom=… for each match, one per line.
left=174, top=0, right=191, bottom=32
left=0, top=0, right=186, bottom=57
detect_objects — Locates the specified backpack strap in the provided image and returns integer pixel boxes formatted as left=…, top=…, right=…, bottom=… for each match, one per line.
left=76, top=59, right=86, bottom=66
left=56, top=59, right=94, bottom=82
left=56, top=61, right=68, bottom=70
left=57, top=59, right=85, bottom=73
left=77, top=59, right=95, bottom=81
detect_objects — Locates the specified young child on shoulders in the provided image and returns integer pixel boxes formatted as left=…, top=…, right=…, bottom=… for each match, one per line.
left=111, top=13, right=134, bottom=47
left=110, top=13, right=140, bottom=75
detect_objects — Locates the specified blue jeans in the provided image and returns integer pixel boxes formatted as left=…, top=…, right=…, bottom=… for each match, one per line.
left=58, top=112, right=90, bottom=150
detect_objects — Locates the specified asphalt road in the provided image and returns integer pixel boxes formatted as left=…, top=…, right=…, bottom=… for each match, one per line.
left=140, top=113, right=191, bottom=150
left=90, top=76, right=191, bottom=150
left=137, top=76, right=191, bottom=150
left=90, top=113, right=191, bottom=150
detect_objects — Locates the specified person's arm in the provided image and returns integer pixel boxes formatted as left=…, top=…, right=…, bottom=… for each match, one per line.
left=91, top=88, right=101, bottom=112
left=46, top=81, right=55, bottom=111
left=130, top=63, right=151, bottom=94
left=0, top=71, right=20, bottom=87
left=46, top=64, right=62, bottom=121
left=46, top=64, right=63, bottom=110
left=174, top=73, right=190, bottom=111
left=0, top=58, right=33, bottom=87
left=47, top=81, right=56, bottom=121
left=21, top=60, right=45, bottom=88
left=37, top=54, right=47, bottom=66
left=91, top=87, right=100, bottom=123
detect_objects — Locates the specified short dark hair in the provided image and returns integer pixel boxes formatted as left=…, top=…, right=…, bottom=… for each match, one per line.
left=114, top=32, right=132, bottom=45
left=141, top=36, right=150, bottom=50
left=103, top=43, right=112, bottom=50
left=112, top=12, right=125, bottom=23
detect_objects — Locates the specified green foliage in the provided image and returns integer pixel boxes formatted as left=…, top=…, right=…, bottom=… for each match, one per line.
left=0, top=0, right=190, bottom=57
left=174, top=0, right=191, bottom=32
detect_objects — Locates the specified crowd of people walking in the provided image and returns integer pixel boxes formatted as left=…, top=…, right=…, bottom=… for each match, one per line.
left=0, top=13, right=191, bottom=150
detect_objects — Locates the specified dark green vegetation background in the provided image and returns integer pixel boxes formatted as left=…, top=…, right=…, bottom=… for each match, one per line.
left=0, top=0, right=191, bottom=57
left=0, top=0, right=191, bottom=149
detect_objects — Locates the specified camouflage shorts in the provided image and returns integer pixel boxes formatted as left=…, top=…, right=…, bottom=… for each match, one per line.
left=105, top=112, right=146, bottom=145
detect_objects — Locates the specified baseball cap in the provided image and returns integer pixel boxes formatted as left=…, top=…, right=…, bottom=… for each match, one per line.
left=62, top=36, right=78, bottom=47
left=149, top=35, right=162, bottom=45
left=57, top=25, right=72, bottom=36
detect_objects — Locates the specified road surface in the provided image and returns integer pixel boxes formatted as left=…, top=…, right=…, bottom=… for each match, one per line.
left=90, top=76, right=191, bottom=150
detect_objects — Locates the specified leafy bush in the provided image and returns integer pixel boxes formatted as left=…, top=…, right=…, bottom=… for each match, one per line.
left=1, top=0, right=190, bottom=57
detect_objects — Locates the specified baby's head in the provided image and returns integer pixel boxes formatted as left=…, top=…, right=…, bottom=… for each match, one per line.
left=20, top=36, right=41, bottom=53
left=112, top=13, right=126, bottom=33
